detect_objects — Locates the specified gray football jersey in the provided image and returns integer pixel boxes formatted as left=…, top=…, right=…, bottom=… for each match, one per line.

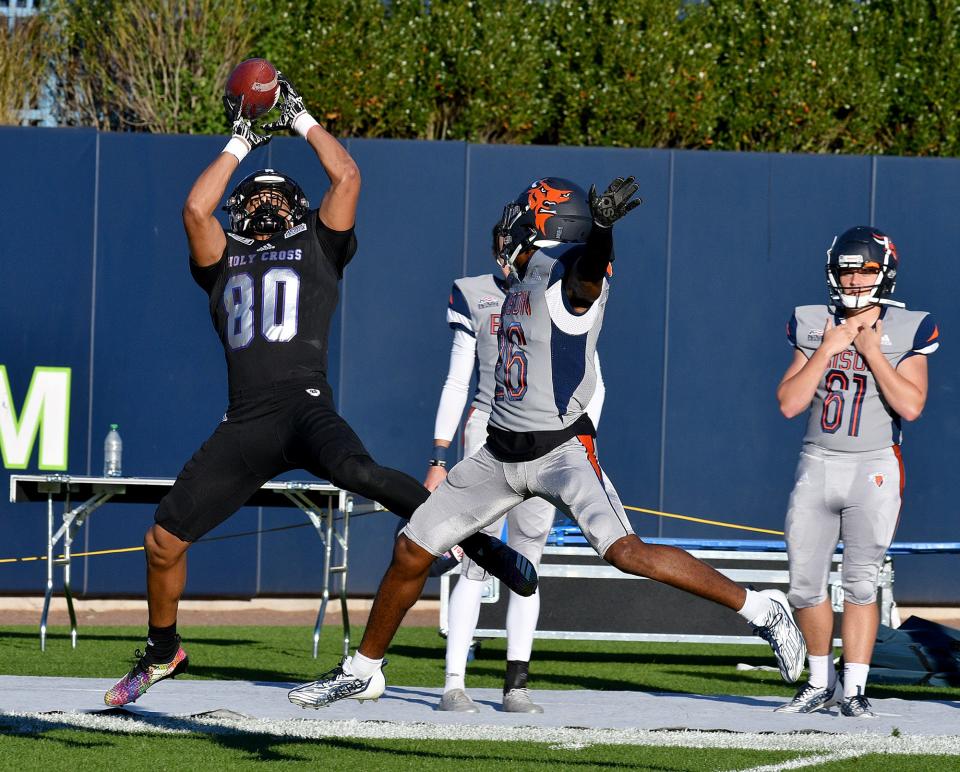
left=788, top=304, right=940, bottom=451
left=490, top=246, right=607, bottom=434
left=447, top=272, right=509, bottom=414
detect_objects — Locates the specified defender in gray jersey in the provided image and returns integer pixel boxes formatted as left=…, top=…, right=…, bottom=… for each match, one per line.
left=776, top=226, right=938, bottom=718
left=290, top=176, right=806, bottom=710
left=426, top=254, right=605, bottom=714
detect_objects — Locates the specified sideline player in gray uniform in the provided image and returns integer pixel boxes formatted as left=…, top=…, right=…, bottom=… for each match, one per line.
left=288, top=176, right=806, bottom=709
left=426, top=247, right=605, bottom=714
left=775, top=226, right=939, bottom=718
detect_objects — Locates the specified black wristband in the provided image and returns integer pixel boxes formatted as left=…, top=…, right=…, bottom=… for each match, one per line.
left=428, top=458, right=447, bottom=468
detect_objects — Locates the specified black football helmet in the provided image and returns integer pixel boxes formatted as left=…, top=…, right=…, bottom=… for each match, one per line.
left=224, top=169, right=309, bottom=235
left=493, top=177, right=593, bottom=272
left=826, top=226, right=901, bottom=310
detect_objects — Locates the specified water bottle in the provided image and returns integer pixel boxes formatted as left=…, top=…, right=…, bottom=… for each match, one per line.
left=104, top=424, right=123, bottom=477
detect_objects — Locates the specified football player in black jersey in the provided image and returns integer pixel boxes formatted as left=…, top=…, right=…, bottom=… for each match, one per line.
left=104, top=73, right=537, bottom=707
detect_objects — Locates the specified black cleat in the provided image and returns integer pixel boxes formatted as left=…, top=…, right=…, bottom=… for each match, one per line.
left=459, top=532, right=538, bottom=596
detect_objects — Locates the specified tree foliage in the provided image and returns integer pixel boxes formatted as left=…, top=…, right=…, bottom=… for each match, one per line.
left=0, top=15, right=50, bottom=125
left=4, top=0, right=959, bottom=157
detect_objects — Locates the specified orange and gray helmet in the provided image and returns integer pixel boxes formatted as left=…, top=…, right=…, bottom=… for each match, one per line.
left=493, top=177, right=593, bottom=272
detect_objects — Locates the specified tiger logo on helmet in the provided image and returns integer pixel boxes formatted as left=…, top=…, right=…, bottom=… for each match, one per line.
left=493, top=177, right=593, bottom=273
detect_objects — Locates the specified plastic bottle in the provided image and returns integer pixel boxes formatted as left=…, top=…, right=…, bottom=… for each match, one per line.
left=104, top=424, right=123, bottom=477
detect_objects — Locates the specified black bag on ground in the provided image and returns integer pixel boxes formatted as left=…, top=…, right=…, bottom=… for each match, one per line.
left=869, top=616, right=960, bottom=687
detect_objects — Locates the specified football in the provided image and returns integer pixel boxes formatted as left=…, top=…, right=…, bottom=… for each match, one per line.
left=224, top=58, right=280, bottom=120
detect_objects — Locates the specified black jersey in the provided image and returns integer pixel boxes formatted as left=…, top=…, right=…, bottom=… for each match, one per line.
left=190, top=212, right=356, bottom=401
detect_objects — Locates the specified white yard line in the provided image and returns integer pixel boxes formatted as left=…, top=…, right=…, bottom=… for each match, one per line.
left=3, top=710, right=960, bottom=758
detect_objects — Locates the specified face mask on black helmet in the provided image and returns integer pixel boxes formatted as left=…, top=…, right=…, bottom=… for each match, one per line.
left=223, top=169, right=310, bottom=236
left=492, top=177, right=593, bottom=275
left=826, top=225, right=904, bottom=310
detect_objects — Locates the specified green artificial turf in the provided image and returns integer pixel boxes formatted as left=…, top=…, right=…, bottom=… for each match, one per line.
left=2, top=624, right=959, bottom=703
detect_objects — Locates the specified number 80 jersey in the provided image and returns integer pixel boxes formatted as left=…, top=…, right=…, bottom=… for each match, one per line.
left=190, top=214, right=356, bottom=401
left=788, top=304, right=939, bottom=451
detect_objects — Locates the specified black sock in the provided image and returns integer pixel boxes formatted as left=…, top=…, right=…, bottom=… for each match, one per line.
left=145, top=622, right=178, bottom=663
left=505, top=659, right=530, bottom=693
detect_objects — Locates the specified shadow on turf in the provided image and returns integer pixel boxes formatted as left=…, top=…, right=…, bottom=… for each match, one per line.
left=0, top=715, right=636, bottom=768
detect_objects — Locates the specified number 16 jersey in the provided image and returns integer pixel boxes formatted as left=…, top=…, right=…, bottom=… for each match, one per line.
left=787, top=304, right=939, bottom=451
left=489, top=245, right=606, bottom=460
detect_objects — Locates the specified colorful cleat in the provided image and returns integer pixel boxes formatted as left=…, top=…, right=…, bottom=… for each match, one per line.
left=104, top=638, right=188, bottom=706
left=288, top=657, right=387, bottom=709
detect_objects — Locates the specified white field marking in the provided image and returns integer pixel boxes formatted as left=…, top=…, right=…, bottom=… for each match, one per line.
left=3, top=712, right=960, bottom=757
left=740, top=748, right=866, bottom=772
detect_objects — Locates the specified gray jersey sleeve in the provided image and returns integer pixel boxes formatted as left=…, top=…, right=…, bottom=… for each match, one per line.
left=790, top=304, right=939, bottom=451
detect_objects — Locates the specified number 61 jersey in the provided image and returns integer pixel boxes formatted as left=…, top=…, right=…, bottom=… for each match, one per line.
left=788, top=304, right=939, bottom=451
left=190, top=213, right=356, bottom=401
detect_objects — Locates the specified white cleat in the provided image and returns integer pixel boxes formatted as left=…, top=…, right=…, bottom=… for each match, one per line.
left=774, top=679, right=842, bottom=713
left=750, top=589, right=807, bottom=683
left=288, top=657, right=386, bottom=709
left=840, top=690, right=878, bottom=718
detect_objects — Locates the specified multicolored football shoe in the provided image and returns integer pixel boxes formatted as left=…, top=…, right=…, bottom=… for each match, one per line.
left=104, top=638, right=188, bottom=706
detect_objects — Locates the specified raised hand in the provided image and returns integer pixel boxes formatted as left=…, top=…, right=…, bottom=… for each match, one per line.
left=589, top=175, right=642, bottom=228
left=262, top=72, right=310, bottom=133
left=222, top=93, right=271, bottom=151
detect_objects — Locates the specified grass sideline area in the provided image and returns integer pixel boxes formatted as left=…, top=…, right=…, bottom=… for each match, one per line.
left=2, top=624, right=959, bottom=770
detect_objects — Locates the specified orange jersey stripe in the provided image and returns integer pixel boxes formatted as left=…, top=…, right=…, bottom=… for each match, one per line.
left=577, top=434, right=602, bottom=481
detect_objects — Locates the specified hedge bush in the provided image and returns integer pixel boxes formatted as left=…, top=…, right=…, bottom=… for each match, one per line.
left=19, top=0, right=960, bottom=156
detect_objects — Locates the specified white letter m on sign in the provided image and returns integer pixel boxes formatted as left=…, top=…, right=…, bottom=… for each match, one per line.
left=0, top=366, right=71, bottom=470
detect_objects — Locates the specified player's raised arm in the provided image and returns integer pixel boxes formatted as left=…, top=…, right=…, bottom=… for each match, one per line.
left=264, top=73, right=360, bottom=232
left=183, top=94, right=271, bottom=266
left=565, top=176, right=641, bottom=311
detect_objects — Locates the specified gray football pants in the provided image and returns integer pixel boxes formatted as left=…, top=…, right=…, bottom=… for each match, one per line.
left=458, top=409, right=555, bottom=581
left=784, top=444, right=903, bottom=608
left=403, top=434, right=633, bottom=560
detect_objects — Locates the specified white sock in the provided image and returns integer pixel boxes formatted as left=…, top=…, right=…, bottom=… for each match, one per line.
left=737, top=588, right=769, bottom=623
left=505, top=588, right=540, bottom=661
left=807, top=654, right=834, bottom=689
left=347, top=651, right=382, bottom=680
left=843, top=662, right=870, bottom=699
left=443, top=575, right=484, bottom=693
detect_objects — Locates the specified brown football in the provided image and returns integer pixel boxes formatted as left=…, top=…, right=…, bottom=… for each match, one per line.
left=224, top=58, right=279, bottom=120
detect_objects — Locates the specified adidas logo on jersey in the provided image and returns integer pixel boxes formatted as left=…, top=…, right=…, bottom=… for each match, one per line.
left=284, top=223, right=307, bottom=238
left=881, top=334, right=892, bottom=346
left=256, top=242, right=277, bottom=251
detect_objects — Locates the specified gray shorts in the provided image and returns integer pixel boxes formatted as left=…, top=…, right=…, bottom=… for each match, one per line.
left=785, top=444, right=903, bottom=608
left=403, top=435, right=633, bottom=560
left=458, top=409, right=555, bottom=580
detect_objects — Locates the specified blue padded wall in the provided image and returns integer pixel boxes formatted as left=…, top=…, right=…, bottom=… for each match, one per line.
left=0, top=129, right=957, bottom=604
